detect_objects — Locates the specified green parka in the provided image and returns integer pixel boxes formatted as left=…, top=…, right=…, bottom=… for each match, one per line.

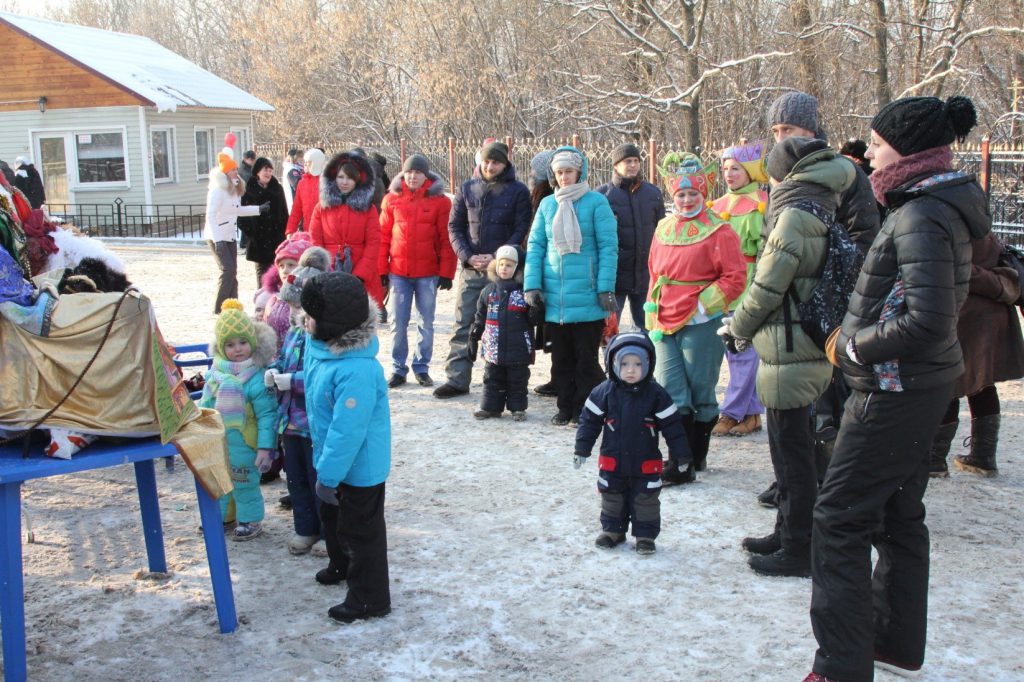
left=729, top=149, right=855, bottom=409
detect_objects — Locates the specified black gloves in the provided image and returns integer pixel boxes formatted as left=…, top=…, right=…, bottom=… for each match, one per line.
left=258, top=201, right=271, bottom=214
left=381, top=274, right=389, bottom=289
left=315, top=481, right=339, bottom=506
left=468, top=324, right=483, bottom=361
left=598, top=292, right=618, bottom=314
left=438, top=277, right=453, bottom=291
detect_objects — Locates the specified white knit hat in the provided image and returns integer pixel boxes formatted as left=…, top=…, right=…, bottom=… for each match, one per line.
left=495, top=245, right=519, bottom=264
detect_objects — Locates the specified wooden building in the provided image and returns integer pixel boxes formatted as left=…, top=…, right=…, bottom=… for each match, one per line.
left=0, top=12, right=273, bottom=218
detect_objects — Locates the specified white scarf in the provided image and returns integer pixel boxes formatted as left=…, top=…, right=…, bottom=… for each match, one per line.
left=551, top=182, right=589, bottom=255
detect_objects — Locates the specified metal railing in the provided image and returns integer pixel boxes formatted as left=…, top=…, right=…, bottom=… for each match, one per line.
left=47, top=198, right=206, bottom=239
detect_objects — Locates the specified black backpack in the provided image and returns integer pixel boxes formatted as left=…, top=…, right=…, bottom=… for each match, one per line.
left=782, top=200, right=864, bottom=351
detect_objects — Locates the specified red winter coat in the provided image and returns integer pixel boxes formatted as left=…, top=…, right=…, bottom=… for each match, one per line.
left=379, top=172, right=456, bottom=279
left=286, top=173, right=319, bottom=235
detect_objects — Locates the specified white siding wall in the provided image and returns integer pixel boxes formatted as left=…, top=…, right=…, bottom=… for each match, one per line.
left=0, top=106, right=252, bottom=208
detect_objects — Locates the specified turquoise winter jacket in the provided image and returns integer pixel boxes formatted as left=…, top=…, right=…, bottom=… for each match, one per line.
left=304, top=328, right=391, bottom=488
left=523, top=146, right=619, bottom=324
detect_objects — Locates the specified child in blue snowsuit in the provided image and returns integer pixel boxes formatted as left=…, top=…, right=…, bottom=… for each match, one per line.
left=301, top=271, right=392, bottom=624
left=199, top=299, right=279, bottom=541
left=469, top=245, right=536, bottom=421
left=574, top=332, right=690, bottom=554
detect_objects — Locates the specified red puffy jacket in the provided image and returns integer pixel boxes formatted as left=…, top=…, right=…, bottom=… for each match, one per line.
left=286, top=173, right=319, bottom=235
left=379, top=173, right=456, bottom=279
left=310, top=202, right=382, bottom=304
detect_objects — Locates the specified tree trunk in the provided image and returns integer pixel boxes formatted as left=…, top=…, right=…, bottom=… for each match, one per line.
left=790, top=0, right=821, bottom=101
left=870, top=0, right=893, bottom=107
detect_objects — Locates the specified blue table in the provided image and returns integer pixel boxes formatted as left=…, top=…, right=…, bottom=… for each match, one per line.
left=0, top=438, right=237, bottom=682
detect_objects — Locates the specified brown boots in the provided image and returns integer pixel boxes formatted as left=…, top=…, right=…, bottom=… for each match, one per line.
left=710, top=414, right=762, bottom=437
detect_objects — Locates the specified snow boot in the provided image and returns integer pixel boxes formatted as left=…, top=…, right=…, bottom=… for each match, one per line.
left=874, top=651, right=923, bottom=679
left=232, top=521, right=263, bottom=541
left=749, top=547, right=811, bottom=578
left=662, top=459, right=696, bottom=486
left=954, top=414, right=1000, bottom=477
left=635, top=538, right=656, bottom=555
left=927, top=421, right=959, bottom=478
left=729, top=413, right=762, bottom=436
left=741, top=533, right=781, bottom=556
left=711, top=416, right=738, bottom=436
left=757, top=480, right=779, bottom=508
left=595, top=532, right=625, bottom=549
left=690, top=418, right=717, bottom=471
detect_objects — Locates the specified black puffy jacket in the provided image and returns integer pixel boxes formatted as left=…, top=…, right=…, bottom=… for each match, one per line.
left=837, top=171, right=991, bottom=392
left=596, top=173, right=666, bottom=294
left=449, top=164, right=532, bottom=265
left=472, top=259, right=534, bottom=366
left=575, top=333, right=689, bottom=477
left=836, top=159, right=881, bottom=253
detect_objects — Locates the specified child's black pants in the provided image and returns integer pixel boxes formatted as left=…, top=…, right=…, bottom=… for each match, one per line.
left=320, top=482, right=391, bottom=612
left=481, top=362, right=530, bottom=413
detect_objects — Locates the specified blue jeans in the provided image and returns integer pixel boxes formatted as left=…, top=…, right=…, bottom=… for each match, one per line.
left=653, top=318, right=724, bottom=423
left=390, top=274, right=438, bottom=376
left=282, top=434, right=321, bottom=537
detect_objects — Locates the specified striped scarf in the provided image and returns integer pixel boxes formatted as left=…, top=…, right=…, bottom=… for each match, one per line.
left=206, top=357, right=259, bottom=430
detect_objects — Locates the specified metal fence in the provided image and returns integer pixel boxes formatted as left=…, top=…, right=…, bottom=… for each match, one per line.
left=49, top=198, right=206, bottom=239
left=51, top=138, right=1023, bottom=241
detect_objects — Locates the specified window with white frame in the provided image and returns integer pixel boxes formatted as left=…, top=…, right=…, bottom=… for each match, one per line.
left=195, top=128, right=215, bottom=178
left=75, top=131, right=127, bottom=184
left=151, top=126, right=176, bottom=183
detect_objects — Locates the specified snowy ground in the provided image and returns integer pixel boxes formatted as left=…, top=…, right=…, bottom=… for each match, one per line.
left=8, top=243, right=1024, bottom=681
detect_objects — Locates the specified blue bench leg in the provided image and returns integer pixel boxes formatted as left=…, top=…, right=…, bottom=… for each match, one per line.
left=194, top=480, right=237, bottom=633
left=134, top=460, right=166, bottom=573
left=0, top=483, right=27, bottom=682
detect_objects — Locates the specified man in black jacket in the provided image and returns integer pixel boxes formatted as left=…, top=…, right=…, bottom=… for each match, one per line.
left=596, top=143, right=665, bottom=332
left=434, top=141, right=532, bottom=398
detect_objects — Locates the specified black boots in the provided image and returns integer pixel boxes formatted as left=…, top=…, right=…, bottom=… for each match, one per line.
left=690, top=417, right=718, bottom=472
left=928, top=421, right=959, bottom=478
left=954, top=414, right=1000, bottom=477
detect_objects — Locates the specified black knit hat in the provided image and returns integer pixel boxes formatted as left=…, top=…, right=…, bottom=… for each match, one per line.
left=612, top=143, right=643, bottom=166
left=870, top=95, right=978, bottom=156
left=300, top=271, right=369, bottom=341
left=251, top=157, right=273, bottom=175
left=480, top=141, right=510, bottom=166
left=766, top=137, right=829, bottom=181
left=402, top=153, right=430, bottom=174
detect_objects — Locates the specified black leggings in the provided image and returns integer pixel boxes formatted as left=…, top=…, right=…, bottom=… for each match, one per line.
left=941, top=384, right=999, bottom=424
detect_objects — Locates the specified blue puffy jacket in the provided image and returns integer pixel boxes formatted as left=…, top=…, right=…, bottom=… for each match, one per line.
left=523, top=146, right=619, bottom=324
left=304, top=331, right=391, bottom=488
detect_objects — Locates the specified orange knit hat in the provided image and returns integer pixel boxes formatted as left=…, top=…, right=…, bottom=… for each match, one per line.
left=218, top=151, right=238, bottom=174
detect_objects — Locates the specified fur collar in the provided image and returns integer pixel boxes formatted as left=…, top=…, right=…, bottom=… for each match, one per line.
left=388, top=170, right=447, bottom=197
left=319, top=152, right=376, bottom=211
left=325, top=302, right=377, bottom=355
left=208, top=167, right=244, bottom=196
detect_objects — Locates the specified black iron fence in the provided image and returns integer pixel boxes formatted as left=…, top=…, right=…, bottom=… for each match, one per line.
left=48, top=198, right=206, bottom=239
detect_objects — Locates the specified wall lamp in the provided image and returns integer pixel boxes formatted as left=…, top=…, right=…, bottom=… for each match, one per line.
left=38, top=96, right=47, bottom=113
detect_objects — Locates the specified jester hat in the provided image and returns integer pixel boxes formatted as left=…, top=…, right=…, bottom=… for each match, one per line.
left=658, top=152, right=717, bottom=199
left=721, top=139, right=769, bottom=184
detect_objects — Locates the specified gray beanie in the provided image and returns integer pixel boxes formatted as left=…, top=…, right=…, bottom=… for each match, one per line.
left=612, top=143, right=643, bottom=166
left=767, top=92, right=820, bottom=137
left=402, top=153, right=430, bottom=174
left=529, top=150, right=554, bottom=188
left=766, top=137, right=829, bottom=181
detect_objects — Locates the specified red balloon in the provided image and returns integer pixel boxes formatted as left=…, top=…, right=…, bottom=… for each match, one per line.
left=224, top=132, right=237, bottom=148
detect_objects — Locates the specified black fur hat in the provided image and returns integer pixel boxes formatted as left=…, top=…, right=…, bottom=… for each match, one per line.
left=300, top=271, right=369, bottom=341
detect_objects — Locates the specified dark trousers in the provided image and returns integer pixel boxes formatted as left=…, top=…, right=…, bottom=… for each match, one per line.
left=767, top=405, right=817, bottom=554
left=282, top=435, right=320, bottom=537
left=810, top=386, right=952, bottom=682
left=208, top=239, right=238, bottom=314
left=547, top=320, right=605, bottom=416
left=598, top=472, right=661, bottom=539
left=320, top=482, right=391, bottom=611
left=481, top=362, right=530, bottom=413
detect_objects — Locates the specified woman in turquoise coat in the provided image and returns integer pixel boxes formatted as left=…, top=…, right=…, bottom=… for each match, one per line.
left=524, top=146, right=619, bottom=424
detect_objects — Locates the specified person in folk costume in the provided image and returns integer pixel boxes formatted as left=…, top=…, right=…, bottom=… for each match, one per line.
left=645, top=153, right=747, bottom=483
left=710, top=141, right=769, bottom=437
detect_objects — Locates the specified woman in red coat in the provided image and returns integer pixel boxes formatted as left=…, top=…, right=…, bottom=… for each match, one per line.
left=378, top=154, right=456, bottom=388
left=309, top=151, right=383, bottom=306
left=286, top=149, right=326, bottom=235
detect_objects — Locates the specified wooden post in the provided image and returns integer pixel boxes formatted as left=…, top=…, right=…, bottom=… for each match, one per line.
left=400, top=138, right=407, bottom=167
left=572, top=133, right=580, bottom=150
left=648, top=139, right=657, bottom=182
left=980, top=133, right=991, bottom=200
left=448, top=137, right=457, bottom=188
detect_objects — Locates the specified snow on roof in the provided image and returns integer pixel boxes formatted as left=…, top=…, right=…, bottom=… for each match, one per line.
left=0, top=12, right=274, bottom=113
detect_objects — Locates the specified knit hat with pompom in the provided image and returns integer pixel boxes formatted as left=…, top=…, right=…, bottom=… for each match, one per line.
left=870, top=95, right=978, bottom=156
left=214, top=299, right=257, bottom=357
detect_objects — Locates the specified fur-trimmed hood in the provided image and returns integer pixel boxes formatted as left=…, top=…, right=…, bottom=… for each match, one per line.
left=319, top=151, right=376, bottom=212
left=388, top=170, right=447, bottom=197
left=324, top=298, right=378, bottom=355
left=486, top=252, right=525, bottom=286
left=208, top=166, right=244, bottom=196
left=208, top=319, right=278, bottom=368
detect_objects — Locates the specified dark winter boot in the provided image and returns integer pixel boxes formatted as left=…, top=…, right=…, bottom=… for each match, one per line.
left=690, top=418, right=717, bottom=472
left=662, top=459, right=696, bottom=486
left=928, top=421, right=959, bottom=478
left=954, top=414, right=1000, bottom=477
left=749, top=547, right=811, bottom=578
left=757, top=480, right=779, bottom=508
left=741, top=533, right=781, bottom=556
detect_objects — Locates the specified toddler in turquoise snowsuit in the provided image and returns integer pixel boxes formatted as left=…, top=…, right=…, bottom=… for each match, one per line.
left=199, top=299, right=280, bottom=541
